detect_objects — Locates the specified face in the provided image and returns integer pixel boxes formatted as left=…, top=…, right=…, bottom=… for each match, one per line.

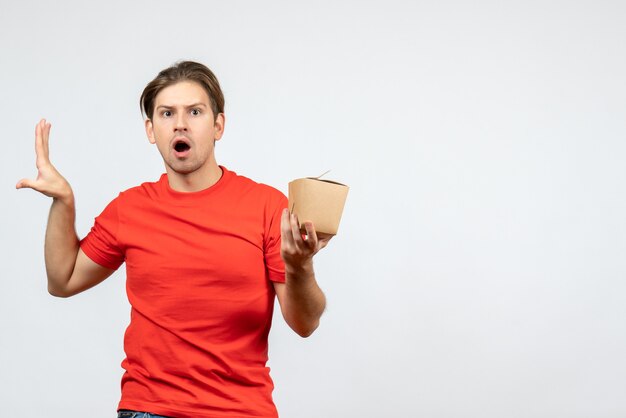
left=145, top=80, right=224, bottom=177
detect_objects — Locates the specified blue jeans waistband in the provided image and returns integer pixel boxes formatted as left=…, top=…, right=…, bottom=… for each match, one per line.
left=117, top=410, right=172, bottom=418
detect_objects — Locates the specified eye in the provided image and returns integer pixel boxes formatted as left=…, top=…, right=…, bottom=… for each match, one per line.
left=162, top=110, right=172, bottom=117
left=191, top=108, right=201, bottom=116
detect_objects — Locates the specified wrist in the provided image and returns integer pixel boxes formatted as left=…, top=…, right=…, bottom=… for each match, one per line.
left=53, top=190, right=75, bottom=207
left=284, top=259, right=314, bottom=276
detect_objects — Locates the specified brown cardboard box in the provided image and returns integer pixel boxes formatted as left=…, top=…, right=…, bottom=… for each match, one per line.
left=288, top=177, right=349, bottom=237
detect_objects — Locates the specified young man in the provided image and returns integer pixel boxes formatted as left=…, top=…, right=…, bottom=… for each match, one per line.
left=17, top=61, right=330, bottom=418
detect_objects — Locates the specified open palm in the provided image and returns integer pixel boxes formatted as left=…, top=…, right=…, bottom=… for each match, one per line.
left=16, top=119, right=72, bottom=201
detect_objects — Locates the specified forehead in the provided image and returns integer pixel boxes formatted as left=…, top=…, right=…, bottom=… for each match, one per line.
left=154, top=80, right=210, bottom=106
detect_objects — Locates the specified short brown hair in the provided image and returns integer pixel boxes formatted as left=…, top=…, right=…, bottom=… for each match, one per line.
left=140, top=61, right=225, bottom=120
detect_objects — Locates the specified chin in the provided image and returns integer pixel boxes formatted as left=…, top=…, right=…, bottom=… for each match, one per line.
left=167, top=161, right=202, bottom=175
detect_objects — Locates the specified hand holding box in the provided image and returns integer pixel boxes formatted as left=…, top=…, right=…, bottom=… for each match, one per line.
left=288, top=176, right=349, bottom=239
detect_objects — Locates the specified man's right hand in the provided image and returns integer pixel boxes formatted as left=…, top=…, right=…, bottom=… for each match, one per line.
left=16, top=119, right=73, bottom=203
left=16, top=119, right=115, bottom=297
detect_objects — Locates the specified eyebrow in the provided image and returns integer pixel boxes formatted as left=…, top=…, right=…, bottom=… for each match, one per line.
left=156, top=103, right=207, bottom=110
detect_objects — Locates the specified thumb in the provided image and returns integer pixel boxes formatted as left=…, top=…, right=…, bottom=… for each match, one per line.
left=16, top=178, right=37, bottom=190
left=318, top=236, right=332, bottom=250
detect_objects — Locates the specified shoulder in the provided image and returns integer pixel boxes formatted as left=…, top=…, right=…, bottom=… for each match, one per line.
left=115, top=175, right=163, bottom=201
left=225, top=167, right=287, bottom=202
left=93, top=177, right=162, bottom=218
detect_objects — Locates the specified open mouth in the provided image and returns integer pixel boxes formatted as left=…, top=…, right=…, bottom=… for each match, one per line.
left=173, top=138, right=191, bottom=156
left=175, top=142, right=190, bottom=152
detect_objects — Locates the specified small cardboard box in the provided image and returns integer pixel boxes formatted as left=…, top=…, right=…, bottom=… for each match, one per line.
left=288, top=177, right=349, bottom=237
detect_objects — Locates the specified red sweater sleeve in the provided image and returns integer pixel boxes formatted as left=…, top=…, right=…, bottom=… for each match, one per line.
left=80, top=197, right=125, bottom=270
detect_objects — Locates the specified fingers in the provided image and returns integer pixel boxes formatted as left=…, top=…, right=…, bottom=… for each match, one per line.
left=35, top=119, right=51, bottom=167
left=281, top=209, right=310, bottom=248
left=19, top=119, right=55, bottom=193
left=304, top=222, right=334, bottom=252
left=43, top=119, right=51, bottom=157
left=281, top=209, right=295, bottom=247
left=290, top=211, right=316, bottom=249
left=302, top=221, right=318, bottom=248
left=289, top=211, right=301, bottom=242
left=281, top=208, right=333, bottom=257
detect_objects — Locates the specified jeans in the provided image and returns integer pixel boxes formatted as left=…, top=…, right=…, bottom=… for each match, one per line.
left=117, top=411, right=172, bottom=418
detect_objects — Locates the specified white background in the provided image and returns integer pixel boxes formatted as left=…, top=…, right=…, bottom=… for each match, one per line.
left=1, top=1, right=625, bottom=417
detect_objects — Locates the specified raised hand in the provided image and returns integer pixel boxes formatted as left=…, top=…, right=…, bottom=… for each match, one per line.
left=280, top=208, right=332, bottom=269
left=16, top=119, right=73, bottom=202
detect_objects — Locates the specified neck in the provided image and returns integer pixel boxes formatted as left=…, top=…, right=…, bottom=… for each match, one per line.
left=166, top=161, right=223, bottom=192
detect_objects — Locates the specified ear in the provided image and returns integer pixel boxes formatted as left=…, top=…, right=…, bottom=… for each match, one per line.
left=214, top=113, right=225, bottom=142
left=145, top=118, right=156, bottom=144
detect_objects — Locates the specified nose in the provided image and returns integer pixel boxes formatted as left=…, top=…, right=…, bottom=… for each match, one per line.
left=174, top=112, right=188, bottom=132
